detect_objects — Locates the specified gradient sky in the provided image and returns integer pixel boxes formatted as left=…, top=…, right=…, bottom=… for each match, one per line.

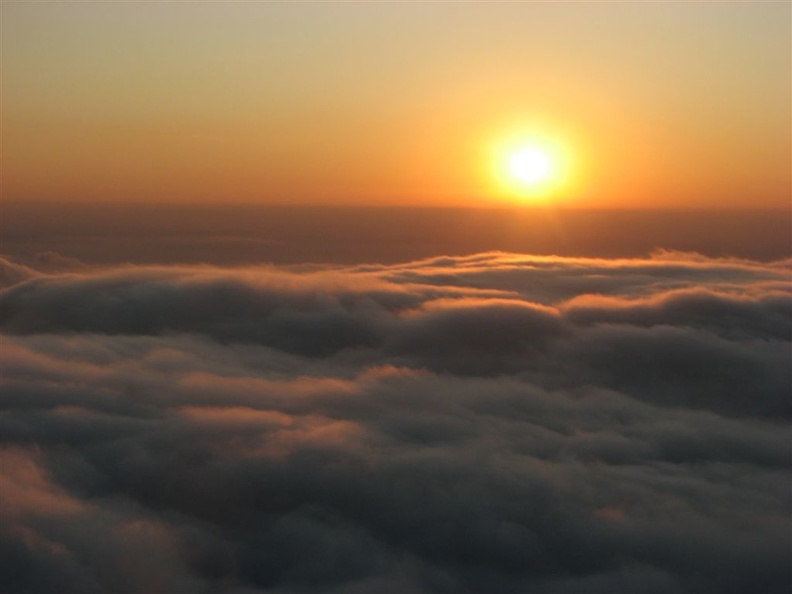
left=2, top=1, right=790, bottom=207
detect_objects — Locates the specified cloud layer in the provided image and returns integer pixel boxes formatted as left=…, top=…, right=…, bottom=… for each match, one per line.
left=1, top=251, right=790, bottom=593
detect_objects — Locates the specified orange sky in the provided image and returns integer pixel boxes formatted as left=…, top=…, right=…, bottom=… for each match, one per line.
left=2, top=2, right=790, bottom=208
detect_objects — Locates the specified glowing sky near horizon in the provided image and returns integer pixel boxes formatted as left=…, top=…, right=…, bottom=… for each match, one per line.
left=2, top=2, right=790, bottom=207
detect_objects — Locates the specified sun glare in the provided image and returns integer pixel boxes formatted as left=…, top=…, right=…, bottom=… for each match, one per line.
left=509, top=147, right=553, bottom=186
left=489, top=129, right=572, bottom=204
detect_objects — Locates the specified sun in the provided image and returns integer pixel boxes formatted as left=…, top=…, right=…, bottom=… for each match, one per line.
left=509, top=147, right=553, bottom=186
left=488, top=131, right=571, bottom=203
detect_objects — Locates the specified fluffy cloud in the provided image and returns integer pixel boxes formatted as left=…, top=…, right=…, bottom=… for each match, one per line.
left=1, top=251, right=790, bottom=593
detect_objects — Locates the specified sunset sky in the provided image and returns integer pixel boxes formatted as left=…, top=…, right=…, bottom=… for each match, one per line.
left=2, top=5, right=791, bottom=594
left=3, top=1, right=790, bottom=207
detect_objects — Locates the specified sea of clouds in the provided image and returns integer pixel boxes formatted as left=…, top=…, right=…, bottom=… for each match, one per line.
left=1, top=251, right=790, bottom=593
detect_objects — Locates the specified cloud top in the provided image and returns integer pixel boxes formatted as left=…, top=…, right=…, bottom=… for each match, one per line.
left=1, top=251, right=790, bottom=593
